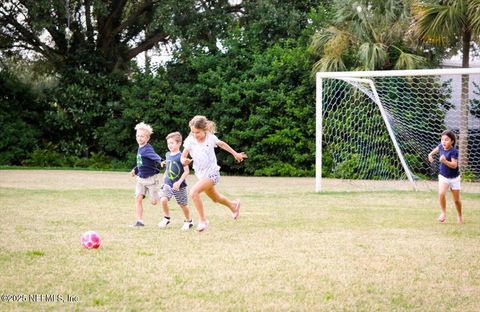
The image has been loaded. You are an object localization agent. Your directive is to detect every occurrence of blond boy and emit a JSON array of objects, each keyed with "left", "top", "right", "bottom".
[{"left": 130, "top": 122, "right": 163, "bottom": 227}]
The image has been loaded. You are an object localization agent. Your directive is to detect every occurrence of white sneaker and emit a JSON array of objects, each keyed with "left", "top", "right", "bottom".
[
  {"left": 158, "top": 217, "right": 170, "bottom": 228},
  {"left": 196, "top": 220, "right": 209, "bottom": 232},
  {"left": 181, "top": 220, "right": 193, "bottom": 231},
  {"left": 129, "top": 220, "right": 144, "bottom": 227}
]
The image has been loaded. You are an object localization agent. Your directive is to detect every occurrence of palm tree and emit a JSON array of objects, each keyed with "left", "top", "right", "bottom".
[
  {"left": 310, "top": 0, "right": 427, "bottom": 72},
  {"left": 411, "top": 0, "right": 480, "bottom": 169}
]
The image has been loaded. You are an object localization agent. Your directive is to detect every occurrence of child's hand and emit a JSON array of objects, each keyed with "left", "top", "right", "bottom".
[
  {"left": 172, "top": 181, "right": 181, "bottom": 191},
  {"left": 439, "top": 155, "right": 446, "bottom": 163},
  {"left": 130, "top": 169, "right": 136, "bottom": 177},
  {"left": 234, "top": 152, "right": 247, "bottom": 162},
  {"left": 183, "top": 158, "right": 193, "bottom": 166},
  {"left": 428, "top": 154, "right": 434, "bottom": 163},
  {"left": 161, "top": 161, "right": 166, "bottom": 168}
]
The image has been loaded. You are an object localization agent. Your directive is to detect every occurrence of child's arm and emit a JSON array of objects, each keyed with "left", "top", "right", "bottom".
[
  {"left": 173, "top": 165, "right": 190, "bottom": 190},
  {"left": 131, "top": 166, "right": 138, "bottom": 177},
  {"left": 217, "top": 140, "right": 247, "bottom": 162},
  {"left": 439, "top": 155, "right": 458, "bottom": 169},
  {"left": 160, "top": 163, "right": 166, "bottom": 184},
  {"left": 181, "top": 149, "right": 193, "bottom": 166},
  {"left": 428, "top": 147, "right": 439, "bottom": 163}
]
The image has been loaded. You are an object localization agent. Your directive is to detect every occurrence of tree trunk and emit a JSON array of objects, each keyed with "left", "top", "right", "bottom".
[{"left": 458, "top": 30, "right": 471, "bottom": 171}]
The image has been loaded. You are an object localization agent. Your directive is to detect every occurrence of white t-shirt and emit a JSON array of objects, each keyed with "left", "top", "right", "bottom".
[{"left": 184, "top": 133, "right": 221, "bottom": 179}]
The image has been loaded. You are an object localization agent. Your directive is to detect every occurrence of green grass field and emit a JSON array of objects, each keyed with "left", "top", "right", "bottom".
[{"left": 1, "top": 170, "right": 479, "bottom": 311}]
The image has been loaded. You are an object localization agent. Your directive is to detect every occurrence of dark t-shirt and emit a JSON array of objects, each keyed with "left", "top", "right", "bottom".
[
  {"left": 163, "top": 152, "right": 187, "bottom": 188},
  {"left": 438, "top": 144, "right": 460, "bottom": 178},
  {"left": 133, "top": 143, "right": 162, "bottom": 178}
]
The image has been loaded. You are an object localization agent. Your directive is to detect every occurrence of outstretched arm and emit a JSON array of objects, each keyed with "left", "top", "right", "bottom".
[{"left": 217, "top": 140, "right": 247, "bottom": 162}]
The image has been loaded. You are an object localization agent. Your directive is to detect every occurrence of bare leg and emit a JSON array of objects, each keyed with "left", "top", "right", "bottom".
[
  {"left": 451, "top": 189, "right": 463, "bottom": 224},
  {"left": 438, "top": 182, "right": 449, "bottom": 222},
  {"left": 179, "top": 204, "right": 190, "bottom": 220},
  {"left": 135, "top": 194, "right": 144, "bottom": 220},
  {"left": 160, "top": 197, "right": 170, "bottom": 217},
  {"left": 190, "top": 178, "right": 215, "bottom": 223},
  {"left": 205, "top": 186, "right": 237, "bottom": 212}
]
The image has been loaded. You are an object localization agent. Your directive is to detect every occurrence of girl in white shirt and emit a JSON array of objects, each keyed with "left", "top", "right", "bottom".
[{"left": 182, "top": 115, "right": 247, "bottom": 232}]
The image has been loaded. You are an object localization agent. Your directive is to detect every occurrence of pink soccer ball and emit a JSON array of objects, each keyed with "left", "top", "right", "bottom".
[{"left": 81, "top": 231, "right": 101, "bottom": 249}]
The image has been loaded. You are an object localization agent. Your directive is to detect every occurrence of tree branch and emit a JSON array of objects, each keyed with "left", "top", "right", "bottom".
[
  {"left": 84, "top": 0, "right": 95, "bottom": 44},
  {"left": 98, "top": 0, "right": 128, "bottom": 50},
  {"left": 3, "top": 13, "right": 60, "bottom": 61},
  {"left": 125, "top": 30, "right": 169, "bottom": 61},
  {"left": 113, "top": 0, "right": 157, "bottom": 36}
]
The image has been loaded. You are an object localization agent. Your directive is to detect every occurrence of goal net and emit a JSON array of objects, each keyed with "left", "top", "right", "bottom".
[{"left": 316, "top": 68, "right": 480, "bottom": 193}]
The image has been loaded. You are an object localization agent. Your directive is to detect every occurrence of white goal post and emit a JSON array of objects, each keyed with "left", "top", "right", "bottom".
[{"left": 316, "top": 68, "right": 480, "bottom": 192}]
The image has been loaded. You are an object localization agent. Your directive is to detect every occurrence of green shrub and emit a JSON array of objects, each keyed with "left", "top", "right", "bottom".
[{"left": 0, "top": 71, "right": 48, "bottom": 165}]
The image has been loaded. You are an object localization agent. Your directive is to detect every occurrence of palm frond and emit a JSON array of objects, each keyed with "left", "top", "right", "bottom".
[
  {"left": 393, "top": 49, "right": 427, "bottom": 70},
  {"left": 312, "top": 56, "right": 347, "bottom": 73},
  {"left": 412, "top": 2, "right": 465, "bottom": 46},
  {"left": 309, "top": 27, "right": 341, "bottom": 55},
  {"left": 357, "top": 42, "right": 388, "bottom": 70},
  {"left": 469, "top": 0, "right": 480, "bottom": 37}
]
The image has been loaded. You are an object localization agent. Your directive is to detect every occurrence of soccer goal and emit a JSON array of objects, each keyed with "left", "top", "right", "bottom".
[{"left": 316, "top": 68, "right": 480, "bottom": 192}]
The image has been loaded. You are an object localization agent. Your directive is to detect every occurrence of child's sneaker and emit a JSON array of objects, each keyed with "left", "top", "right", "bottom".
[
  {"left": 196, "top": 220, "right": 209, "bottom": 232},
  {"left": 438, "top": 214, "right": 446, "bottom": 223},
  {"left": 158, "top": 217, "right": 171, "bottom": 228},
  {"left": 129, "top": 220, "right": 145, "bottom": 227},
  {"left": 181, "top": 220, "right": 194, "bottom": 231}
]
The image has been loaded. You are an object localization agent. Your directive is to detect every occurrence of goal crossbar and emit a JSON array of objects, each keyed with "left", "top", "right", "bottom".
[{"left": 316, "top": 68, "right": 480, "bottom": 79}]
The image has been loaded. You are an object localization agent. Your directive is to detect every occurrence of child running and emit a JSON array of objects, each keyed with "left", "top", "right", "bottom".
[
  {"left": 181, "top": 115, "right": 247, "bottom": 232},
  {"left": 158, "top": 132, "right": 193, "bottom": 230},
  {"left": 130, "top": 122, "right": 163, "bottom": 227},
  {"left": 428, "top": 130, "right": 463, "bottom": 224}
]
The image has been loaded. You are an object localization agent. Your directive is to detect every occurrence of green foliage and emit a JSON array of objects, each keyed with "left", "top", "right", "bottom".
[
  {"left": 321, "top": 75, "right": 452, "bottom": 180},
  {"left": 44, "top": 70, "right": 125, "bottom": 157},
  {"left": 322, "top": 91, "right": 403, "bottom": 180},
  {"left": 6, "top": 0, "right": 461, "bottom": 180},
  {"left": 379, "top": 77, "right": 450, "bottom": 178},
  {"left": 0, "top": 0, "right": 243, "bottom": 75},
  {"left": 0, "top": 71, "right": 48, "bottom": 165},
  {"left": 23, "top": 144, "right": 129, "bottom": 170},
  {"left": 309, "top": 0, "right": 437, "bottom": 72},
  {"left": 237, "top": 42, "right": 316, "bottom": 176},
  {"left": 92, "top": 1, "right": 322, "bottom": 176}
]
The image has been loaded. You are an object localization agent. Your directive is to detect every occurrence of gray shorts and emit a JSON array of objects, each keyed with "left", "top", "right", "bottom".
[
  {"left": 207, "top": 171, "right": 220, "bottom": 185},
  {"left": 194, "top": 170, "right": 220, "bottom": 185},
  {"left": 135, "top": 174, "right": 161, "bottom": 200},
  {"left": 159, "top": 184, "right": 188, "bottom": 206}
]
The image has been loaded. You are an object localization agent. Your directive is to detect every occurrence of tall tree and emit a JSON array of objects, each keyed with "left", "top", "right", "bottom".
[
  {"left": 0, "top": 0, "right": 241, "bottom": 74},
  {"left": 309, "top": 0, "right": 428, "bottom": 72},
  {"left": 0, "top": 0, "right": 243, "bottom": 159},
  {"left": 411, "top": 0, "right": 480, "bottom": 169}
]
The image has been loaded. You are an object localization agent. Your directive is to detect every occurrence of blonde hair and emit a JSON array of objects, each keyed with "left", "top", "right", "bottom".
[
  {"left": 135, "top": 122, "right": 153, "bottom": 136},
  {"left": 189, "top": 115, "right": 216, "bottom": 133},
  {"left": 166, "top": 131, "right": 183, "bottom": 143}
]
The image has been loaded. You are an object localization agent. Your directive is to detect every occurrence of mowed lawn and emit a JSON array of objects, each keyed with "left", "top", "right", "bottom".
[{"left": 0, "top": 170, "right": 479, "bottom": 311}]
